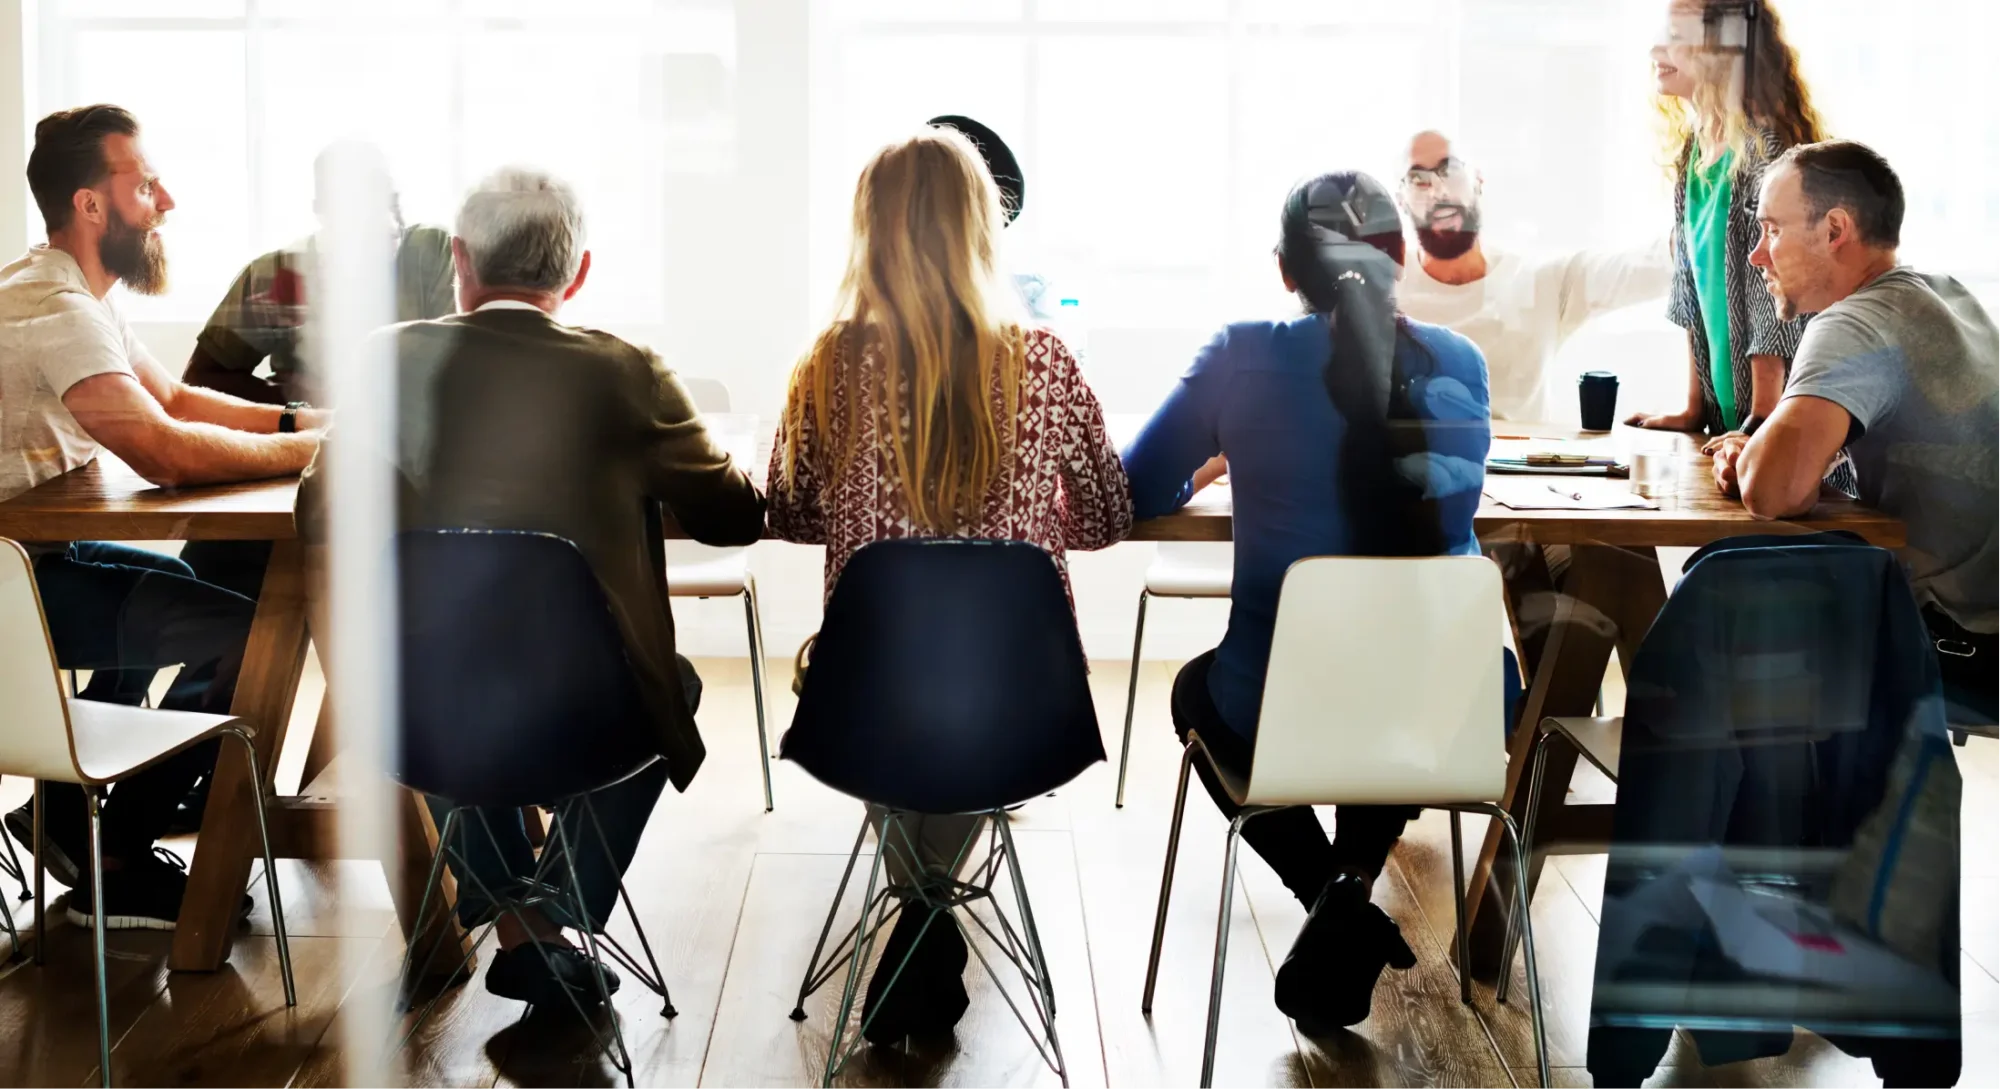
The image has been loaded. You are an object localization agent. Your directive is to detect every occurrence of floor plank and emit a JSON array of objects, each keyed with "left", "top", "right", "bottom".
[{"left": 3, "top": 657, "right": 1989, "bottom": 1087}]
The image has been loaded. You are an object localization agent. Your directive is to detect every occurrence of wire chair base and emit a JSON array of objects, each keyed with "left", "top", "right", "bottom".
[
  {"left": 391, "top": 795, "right": 674, "bottom": 1088},
  {"left": 791, "top": 810, "right": 1069, "bottom": 1087}
]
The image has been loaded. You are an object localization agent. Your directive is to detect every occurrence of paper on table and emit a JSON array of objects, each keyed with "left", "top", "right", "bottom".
[{"left": 1483, "top": 477, "right": 1657, "bottom": 511}]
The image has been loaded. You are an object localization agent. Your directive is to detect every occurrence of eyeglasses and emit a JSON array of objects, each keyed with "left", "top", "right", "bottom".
[{"left": 1403, "top": 157, "right": 1468, "bottom": 189}]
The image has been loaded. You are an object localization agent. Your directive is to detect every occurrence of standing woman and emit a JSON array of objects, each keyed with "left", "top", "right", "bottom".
[
  {"left": 767, "top": 126, "right": 1131, "bottom": 1044},
  {"left": 1629, "top": 0, "right": 1825, "bottom": 443}
]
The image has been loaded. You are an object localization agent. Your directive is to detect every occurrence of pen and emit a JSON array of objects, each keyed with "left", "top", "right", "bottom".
[{"left": 1548, "top": 484, "right": 1584, "bottom": 502}]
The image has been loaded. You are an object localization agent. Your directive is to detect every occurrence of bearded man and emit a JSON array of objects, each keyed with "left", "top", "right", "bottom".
[
  {"left": 0, "top": 104, "right": 324, "bottom": 930},
  {"left": 1395, "top": 129, "right": 1672, "bottom": 423}
]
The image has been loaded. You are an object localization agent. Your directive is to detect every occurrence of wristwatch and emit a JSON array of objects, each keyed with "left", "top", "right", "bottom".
[{"left": 280, "top": 401, "right": 308, "bottom": 434}]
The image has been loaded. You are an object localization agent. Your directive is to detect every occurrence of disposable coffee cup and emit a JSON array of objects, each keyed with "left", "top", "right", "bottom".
[{"left": 1579, "top": 371, "right": 1619, "bottom": 432}]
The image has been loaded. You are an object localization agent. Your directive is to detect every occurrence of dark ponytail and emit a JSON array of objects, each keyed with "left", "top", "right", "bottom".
[{"left": 1279, "top": 172, "right": 1446, "bottom": 557}]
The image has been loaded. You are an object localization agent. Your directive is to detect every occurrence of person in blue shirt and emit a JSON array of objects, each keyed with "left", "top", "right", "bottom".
[{"left": 1123, "top": 171, "right": 1495, "bottom": 1034}]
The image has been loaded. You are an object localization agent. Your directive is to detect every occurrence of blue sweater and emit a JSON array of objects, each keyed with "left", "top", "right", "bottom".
[{"left": 1122, "top": 313, "right": 1493, "bottom": 737}]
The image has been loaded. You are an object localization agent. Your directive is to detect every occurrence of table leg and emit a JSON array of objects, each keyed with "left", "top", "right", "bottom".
[
  {"left": 299, "top": 698, "right": 338, "bottom": 790},
  {"left": 172, "top": 539, "right": 313, "bottom": 972},
  {"left": 1461, "top": 542, "right": 1666, "bottom": 978}
]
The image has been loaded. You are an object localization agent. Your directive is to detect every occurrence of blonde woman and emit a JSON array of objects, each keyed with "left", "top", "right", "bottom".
[
  {"left": 767, "top": 126, "right": 1130, "bottom": 1043},
  {"left": 1629, "top": 0, "right": 1825, "bottom": 445}
]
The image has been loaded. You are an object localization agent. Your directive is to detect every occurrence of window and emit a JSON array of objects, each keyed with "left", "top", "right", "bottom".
[
  {"left": 811, "top": 0, "right": 1999, "bottom": 339},
  {"left": 38, "top": 0, "right": 739, "bottom": 326}
]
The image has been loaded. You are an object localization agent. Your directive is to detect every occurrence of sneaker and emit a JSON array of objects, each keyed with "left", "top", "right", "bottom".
[
  {"left": 1274, "top": 871, "right": 1416, "bottom": 1035},
  {"left": 861, "top": 902, "right": 969, "bottom": 1046},
  {"left": 485, "top": 944, "right": 621, "bottom": 1008},
  {"left": 5, "top": 802, "right": 80, "bottom": 889},
  {"left": 64, "top": 848, "right": 253, "bottom": 931},
  {"left": 162, "top": 776, "right": 212, "bottom": 838}
]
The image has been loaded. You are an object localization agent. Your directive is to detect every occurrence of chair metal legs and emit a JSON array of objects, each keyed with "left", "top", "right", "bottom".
[
  {"left": 228, "top": 729, "right": 298, "bottom": 1008},
  {"left": 794, "top": 809, "right": 1068, "bottom": 1087},
  {"left": 1141, "top": 742, "right": 1195, "bottom": 1011},
  {"left": 32, "top": 781, "right": 45, "bottom": 966},
  {"left": 87, "top": 789, "right": 111, "bottom": 1088},
  {"left": 1115, "top": 590, "right": 1151, "bottom": 808},
  {"left": 743, "top": 579, "right": 775, "bottom": 812},
  {"left": 1449, "top": 810, "right": 1472, "bottom": 1005},
  {"left": 1471, "top": 801, "right": 1551, "bottom": 1088},
  {"left": 1498, "top": 729, "right": 1554, "bottom": 1007},
  {"left": 391, "top": 799, "right": 673, "bottom": 1089},
  {"left": 1142, "top": 777, "right": 1552, "bottom": 1089}
]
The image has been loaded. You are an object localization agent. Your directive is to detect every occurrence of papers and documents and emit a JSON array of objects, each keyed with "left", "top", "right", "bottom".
[
  {"left": 1487, "top": 437, "right": 1627, "bottom": 476},
  {"left": 1483, "top": 477, "right": 1658, "bottom": 511}
]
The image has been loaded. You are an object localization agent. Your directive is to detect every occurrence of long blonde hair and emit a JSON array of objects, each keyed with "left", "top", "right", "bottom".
[
  {"left": 1654, "top": 0, "right": 1825, "bottom": 173},
  {"left": 780, "top": 127, "right": 1025, "bottom": 532}
]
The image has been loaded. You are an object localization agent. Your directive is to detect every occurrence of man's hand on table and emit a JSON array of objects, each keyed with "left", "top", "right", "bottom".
[
  {"left": 1700, "top": 430, "right": 1747, "bottom": 456},
  {"left": 1710, "top": 433, "right": 1749, "bottom": 498}
]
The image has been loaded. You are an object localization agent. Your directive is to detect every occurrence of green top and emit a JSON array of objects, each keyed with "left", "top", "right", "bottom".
[{"left": 1684, "top": 148, "right": 1737, "bottom": 430}]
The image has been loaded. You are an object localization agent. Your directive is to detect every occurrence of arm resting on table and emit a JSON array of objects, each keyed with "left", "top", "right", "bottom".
[
  {"left": 64, "top": 372, "right": 319, "bottom": 489},
  {"left": 1735, "top": 394, "right": 1852, "bottom": 520}
]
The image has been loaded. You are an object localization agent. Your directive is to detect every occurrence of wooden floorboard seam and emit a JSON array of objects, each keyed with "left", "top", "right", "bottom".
[
  {"left": 693, "top": 850, "right": 771, "bottom": 1088},
  {"left": 1061, "top": 825, "right": 1115, "bottom": 1089}
]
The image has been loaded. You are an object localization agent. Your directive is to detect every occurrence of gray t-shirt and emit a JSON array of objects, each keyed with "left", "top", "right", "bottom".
[{"left": 1784, "top": 266, "right": 1999, "bottom": 633}]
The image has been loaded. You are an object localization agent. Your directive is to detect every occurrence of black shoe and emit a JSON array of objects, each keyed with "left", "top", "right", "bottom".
[
  {"left": 861, "top": 902, "right": 969, "bottom": 1046},
  {"left": 485, "top": 944, "right": 622, "bottom": 1008},
  {"left": 1274, "top": 871, "right": 1416, "bottom": 1034},
  {"left": 6, "top": 803, "right": 80, "bottom": 889},
  {"left": 63, "top": 848, "right": 252, "bottom": 931},
  {"left": 162, "top": 776, "right": 212, "bottom": 838}
]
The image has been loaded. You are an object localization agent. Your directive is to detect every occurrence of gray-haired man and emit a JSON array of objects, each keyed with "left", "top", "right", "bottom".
[{"left": 297, "top": 167, "right": 765, "bottom": 1007}]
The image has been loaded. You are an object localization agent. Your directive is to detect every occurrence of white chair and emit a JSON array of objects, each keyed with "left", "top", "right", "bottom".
[
  {"left": 1115, "top": 542, "right": 1233, "bottom": 806},
  {"left": 0, "top": 539, "right": 295, "bottom": 1087},
  {"left": 1139, "top": 556, "right": 1548, "bottom": 1088},
  {"left": 670, "top": 376, "right": 774, "bottom": 811}
]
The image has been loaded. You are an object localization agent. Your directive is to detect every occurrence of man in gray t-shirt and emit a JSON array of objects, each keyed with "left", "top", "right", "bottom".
[{"left": 1714, "top": 141, "right": 1998, "bottom": 708}]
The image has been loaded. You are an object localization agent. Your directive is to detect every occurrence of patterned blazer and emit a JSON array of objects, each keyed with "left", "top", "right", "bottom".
[
  {"left": 1668, "top": 130, "right": 1856, "bottom": 494},
  {"left": 1667, "top": 130, "right": 1805, "bottom": 435},
  {"left": 767, "top": 324, "right": 1132, "bottom": 604}
]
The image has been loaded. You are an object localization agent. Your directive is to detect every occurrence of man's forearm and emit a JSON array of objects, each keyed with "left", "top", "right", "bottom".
[
  {"left": 131, "top": 424, "right": 319, "bottom": 489},
  {"left": 161, "top": 381, "right": 289, "bottom": 433}
]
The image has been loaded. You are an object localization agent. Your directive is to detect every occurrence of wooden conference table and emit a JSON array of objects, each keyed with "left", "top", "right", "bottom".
[{"left": 0, "top": 425, "right": 1904, "bottom": 976}]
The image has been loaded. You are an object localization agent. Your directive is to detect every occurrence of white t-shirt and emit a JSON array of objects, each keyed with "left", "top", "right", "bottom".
[
  {"left": 1398, "top": 240, "right": 1671, "bottom": 423},
  {"left": 0, "top": 246, "right": 154, "bottom": 503}
]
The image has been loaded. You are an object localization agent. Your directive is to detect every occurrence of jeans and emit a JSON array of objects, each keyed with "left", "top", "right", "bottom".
[
  {"left": 33, "top": 542, "right": 258, "bottom": 863},
  {"left": 425, "top": 656, "right": 703, "bottom": 932},
  {"left": 77, "top": 539, "right": 272, "bottom": 710},
  {"left": 1169, "top": 652, "right": 1414, "bottom": 907}
]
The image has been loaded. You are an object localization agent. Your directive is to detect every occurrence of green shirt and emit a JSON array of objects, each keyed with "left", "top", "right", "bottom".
[{"left": 1684, "top": 148, "right": 1737, "bottom": 430}]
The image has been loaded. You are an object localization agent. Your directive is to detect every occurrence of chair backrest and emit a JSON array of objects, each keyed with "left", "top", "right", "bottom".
[
  {"left": 398, "top": 530, "right": 659, "bottom": 807},
  {"left": 681, "top": 376, "right": 731, "bottom": 413},
  {"left": 1245, "top": 555, "right": 1506, "bottom": 807},
  {"left": 780, "top": 539, "right": 1104, "bottom": 814},
  {"left": 1613, "top": 541, "right": 1940, "bottom": 849},
  {"left": 0, "top": 540, "right": 82, "bottom": 783}
]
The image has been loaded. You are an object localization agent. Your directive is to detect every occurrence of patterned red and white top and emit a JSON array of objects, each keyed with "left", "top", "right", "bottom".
[{"left": 768, "top": 325, "right": 1133, "bottom": 602}]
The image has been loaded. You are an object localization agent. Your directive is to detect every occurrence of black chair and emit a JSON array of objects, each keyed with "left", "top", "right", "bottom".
[
  {"left": 394, "top": 529, "right": 675, "bottom": 1087},
  {"left": 781, "top": 539, "right": 1104, "bottom": 1087}
]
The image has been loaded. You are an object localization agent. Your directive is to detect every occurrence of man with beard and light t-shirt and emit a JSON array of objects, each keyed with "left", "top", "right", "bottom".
[
  {"left": 0, "top": 104, "right": 324, "bottom": 932},
  {"left": 1396, "top": 130, "right": 1672, "bottom": 423}
]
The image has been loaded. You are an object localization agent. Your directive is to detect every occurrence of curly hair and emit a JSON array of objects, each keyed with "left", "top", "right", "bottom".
[{"left": 1655, "top": 0, "right": 1826, "bottom": 175}]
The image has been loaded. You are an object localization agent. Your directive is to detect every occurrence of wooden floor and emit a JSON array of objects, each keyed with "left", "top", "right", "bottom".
[{"left": 0, "top": 656, "right": 1992, "bottom": 1088}]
